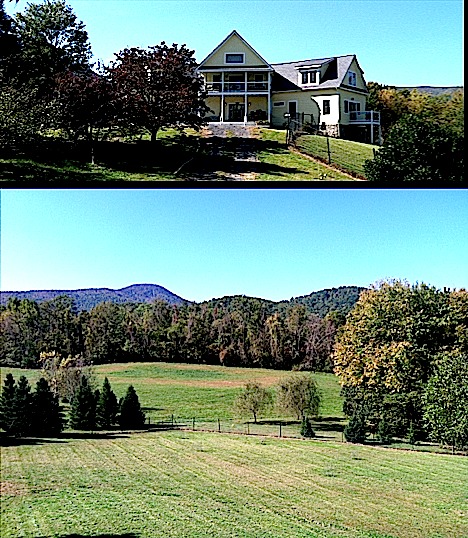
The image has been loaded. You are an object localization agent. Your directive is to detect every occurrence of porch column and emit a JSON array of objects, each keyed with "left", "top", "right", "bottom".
[
  {"left": 267, "top": 72, "right": 271, "bottom": 124},
  {"left": 244, "top": 72, "right": 248, "bottom": 123},
  {"left": 220, "top": 72, "right": 225, "bottom": 122},
  {"left": 370, "top": 112, "right": 374, "bottom": 145}
]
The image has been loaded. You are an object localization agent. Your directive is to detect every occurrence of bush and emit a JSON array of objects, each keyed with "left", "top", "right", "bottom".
[{"left": 364, "top": 114, "right": 464, "bottom": 182}]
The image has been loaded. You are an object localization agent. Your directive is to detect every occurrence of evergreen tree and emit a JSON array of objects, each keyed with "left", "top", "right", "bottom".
[
  {"left": 118, "top": 385, "right": 145, "bottom": 429},
  {"left": 344, "top": 409, "right": 368, "bottom": 444},
  {"left": 0, "top": 373, "right": 16, "bottom": 433},
  {"left": 31, "top": 377, "right": 64, "bottom": 436},
  {"left": 300, "top": 416, "right": 315, "bottom": 438},
  {"left": 96, "top": 377, "right": 118, "bottom": 429},
  {"left": 69, "top": 375, "right": 96, "bottom": 430},
  {"left": 10, "top": 375, "right": 33, "bottom": 436}
]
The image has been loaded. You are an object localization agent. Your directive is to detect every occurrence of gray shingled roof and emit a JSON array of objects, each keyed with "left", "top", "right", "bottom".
[{"left": 271, "top": 55, "right": 358, "bottom": 92}]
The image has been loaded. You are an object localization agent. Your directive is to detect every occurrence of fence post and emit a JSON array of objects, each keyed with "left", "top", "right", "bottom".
[
  {"left": 218, "top": 418, "right": 221, "bottom": 433},
  {"left": 326, "top": 135, "right": 331, "bottom": 164},
  {"left": 171, "top": 414, "right": 174, "bottom": 427},
  {"left": 247, "top": 422, "right": 250, "bottom": 435},
  {"left": 279, "top": 423, "right": 282, "bottom": 438},
  {"left": 193, "top": 417, "right": 195, "bottom": 431}
]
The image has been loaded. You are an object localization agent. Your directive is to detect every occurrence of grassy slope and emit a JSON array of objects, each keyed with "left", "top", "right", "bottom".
[
  {"left": 1, "top": 363, "right": 344, "bottom": 421},
  {"left": 294, "top": 135, "right": 378, "bottom": 178},
  {"left": 1, "top": 363, "right": 467, "bottom": 537},
  {"left": 256, "top": 129, "right": 355, "bottom": 181},
  {"left": 2, "top": 431, "right": 467, "bottom": 538}
]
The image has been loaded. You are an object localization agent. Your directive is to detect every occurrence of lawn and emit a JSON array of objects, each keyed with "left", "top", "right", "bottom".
[
  {"left": 256, "top": 129, "right": 356, "bottom": 181},
  {"left": 1, "top": 430, "right": 466, "bottom": 538},
  {"left": 293, "top": 134, "right": 379, "bottom": 178}
]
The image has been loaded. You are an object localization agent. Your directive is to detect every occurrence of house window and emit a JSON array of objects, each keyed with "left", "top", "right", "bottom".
[
  {"left": 273, "top": 101, "right": 285, "bottom": 107},
  {"left": 309, "top": 71, "right": 318, "bottom": 84},
  {"left": 225, "top": 53, "right": 244, "bottom": 64},
  {"left": 348, "top": 71, "right": 357, "bottom": 86},
  {"left": 344, "top": 100, "right": 361, "bottom": 114},
  {"left": 323, "top": 100, "right": 330, "bottom": 115},
  {"left": 300, "top": 70, "right": 319, "bottom": 85},
  {"left": 344, "top": 100, "right": 349, "bottom": 113},
  {"left": 301, "top": 72, "right": 308, "bottom": 84}
]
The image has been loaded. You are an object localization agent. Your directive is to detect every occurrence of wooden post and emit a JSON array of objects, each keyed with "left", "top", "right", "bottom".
[
  {"left": 247, "top": 422, "right": 250, "bottom": 435},
  {"left": 193, "top": 418, "right": 195, "bottom": 431},
  {"left": 218, "top": 418, "right": 221, "bottom": 433},
  {"left": 327, "top": 134, "right": 331, "bottom": 164},
  {"left": 279, "top": 423, "right": 282, "bottom": 438}
]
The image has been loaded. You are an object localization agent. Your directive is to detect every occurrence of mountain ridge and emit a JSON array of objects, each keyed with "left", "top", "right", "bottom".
[{"left": 1, "top": 283, "right": 366, "bottom": 318}]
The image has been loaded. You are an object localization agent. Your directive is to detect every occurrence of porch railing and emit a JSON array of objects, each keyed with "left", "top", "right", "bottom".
[
  {"left": 206, "top": 82, "right": 268, "bottom": 93},
  {"left": 349, "top": 111, "right": 380, "bottom": 124}
]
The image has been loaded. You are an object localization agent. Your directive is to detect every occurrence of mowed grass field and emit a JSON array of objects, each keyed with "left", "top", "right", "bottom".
[{"left": 1, "top": 362, "right": 467, "bottom": 538}]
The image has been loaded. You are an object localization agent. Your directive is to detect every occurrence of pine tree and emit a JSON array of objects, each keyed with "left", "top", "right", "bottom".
[
  {"left": 96, "top": 377, "right": 118, "bottom": 429},
  {"left": 300, "top": 416, "right": 315, "bottom": 438},
  {"left": 69, "top": 375, "right": 96, "bottom": 430},
  {"left": 31, "top": 378, "right": 64, "bottom": 436},
  {"left": 344, "top": 409, "right": 368, "bottom": 444},
  {"left": 10, "top": 376, "right": 33, "bottom": 437},
  {"left": 0, "top": 373, "right": 16, "bottom": 433},
  {"left": 118, "top": 385, "right": 145, "bottom": 429}
]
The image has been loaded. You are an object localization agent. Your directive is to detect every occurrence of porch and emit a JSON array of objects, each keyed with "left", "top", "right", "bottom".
[
  {"left": 205, "top": 94, "right": 270, "bottom": 124},
  {"left": 348, "top": 111, "right": 381, "bottom": 145}
]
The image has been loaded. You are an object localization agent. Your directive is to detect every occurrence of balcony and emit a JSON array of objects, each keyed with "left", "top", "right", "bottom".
[
  {"left": 205, "top": 82, "right": 268, "bottom": 94},
  {"left": 349, "top": 111, "right": 380, "bottom": 124}
]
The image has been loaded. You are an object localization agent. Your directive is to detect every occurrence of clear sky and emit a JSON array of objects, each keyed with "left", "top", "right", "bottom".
[
  {"left": 1, "top": 189, "right": 467, "bottom": 302},
  {"left": 5, "top": 0, "right": 464, "bottom": 87}
]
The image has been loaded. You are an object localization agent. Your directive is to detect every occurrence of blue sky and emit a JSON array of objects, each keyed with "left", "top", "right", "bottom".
[
  {"left": 5, "top": 0, "right": 463, "bottom": 87},
  {"left": 1, "top": 189, "right": 467, "bottom": 302}
]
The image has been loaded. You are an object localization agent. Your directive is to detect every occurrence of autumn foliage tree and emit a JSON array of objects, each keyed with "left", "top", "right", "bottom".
[
  {"left": 234, "top": 382, "right": 273, "bottom": 423},
  {"left": 108, "top": 42, "right": 210, "bottom": 142},
  {"left": 334, "top": 281, "right": 468, "bottom": 443}
]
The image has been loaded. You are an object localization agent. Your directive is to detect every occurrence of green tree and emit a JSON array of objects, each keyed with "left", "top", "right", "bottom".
[
  {"left": 13, "top": 0, "right": 92, "bottom": 91},
  {"left": 234, "top": 382, "right": 273, "bottom": 423},
  {"left": 96, "top": 377, "right": 118, "bottom": 429},
  {"left": 118, "top": 385, "right": 145, "bottom": 429},
  {"left": 69, "top": 375, "right": 96, "bottom": 430},
  {"left": 364, "top": 114, "right": 464, "bottom": 182},
  {"left": 300, "top": 416, "right": 315, "bottom": 438},
  {"left": 31, "top": 377, "right": 64, "bottom": 436},
  {"left": 344, "top": 408, "right": 368, "bottom": 444},
  {"left": 276, "top": 373, "right": 320, "bottom": 421},
  {"left": 423, "top": 352, "right": 468, "bottom": 451},
  {"left": 0, "top": 373, "right": 16, "bottom": 433},
  {"left": 10, "top": 375, "right": 33, "bottom": 436}
]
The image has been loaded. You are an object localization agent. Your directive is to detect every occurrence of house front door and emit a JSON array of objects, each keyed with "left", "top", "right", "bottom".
[{"left": 228, "top": 103, "right": 245, "bottom": 122}]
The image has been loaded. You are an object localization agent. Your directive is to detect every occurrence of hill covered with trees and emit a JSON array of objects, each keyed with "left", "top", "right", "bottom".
[
  {"left": 0, "top": 285, "right": 365, "bottom": 371},
  {"left": 0, "top": 283, "right": 188, "bottom": 311}
]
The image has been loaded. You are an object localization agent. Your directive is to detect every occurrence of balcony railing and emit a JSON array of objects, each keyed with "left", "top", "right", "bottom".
[
  {"left": 349, "top": 111, "right": 380, "bottom": 124},
  {"left": 206, "top": 82, "right": 268, "bottom": 93}
]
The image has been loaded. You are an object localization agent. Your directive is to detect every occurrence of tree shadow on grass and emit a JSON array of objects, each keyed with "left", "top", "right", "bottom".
[
  {"left": 0, "top": 431, "right": 132, "bottom": 447},
  {"left": 0, "top": 136, "right": 307, "bottom": 182}
]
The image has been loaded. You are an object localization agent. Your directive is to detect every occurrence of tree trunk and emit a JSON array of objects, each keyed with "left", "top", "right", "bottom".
[{"left": 151, "top": 128, "right": 159, "bottom": 143}]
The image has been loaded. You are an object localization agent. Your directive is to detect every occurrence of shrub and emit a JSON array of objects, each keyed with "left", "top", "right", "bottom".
[
  {"left": 344, "top": 410, "right": 368, "bottom": 444},
  {"left": 300, "top": 416, "right": 315, "bottom": 438}
]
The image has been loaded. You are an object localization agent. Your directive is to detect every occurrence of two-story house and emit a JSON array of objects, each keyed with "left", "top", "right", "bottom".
[{"left": 197, "top": 30, "right": 381, "bottom": 144}]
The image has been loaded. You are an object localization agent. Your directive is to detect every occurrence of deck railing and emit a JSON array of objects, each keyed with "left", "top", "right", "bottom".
[{"left": 349, "top": 111, "right": 380, "bottom": 124}]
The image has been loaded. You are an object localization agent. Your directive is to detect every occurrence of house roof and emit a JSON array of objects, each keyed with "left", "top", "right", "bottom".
[
  {"left": 271, "top": 55, "right": 368, "bottom": 93},
  {"left": 198, "top": 30, "right": 273, "bottom": 70}
]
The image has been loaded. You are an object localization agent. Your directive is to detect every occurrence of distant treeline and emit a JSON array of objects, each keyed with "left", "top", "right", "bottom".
[{"left": 0, "top": 287, "right": 363, "bottom": 371}]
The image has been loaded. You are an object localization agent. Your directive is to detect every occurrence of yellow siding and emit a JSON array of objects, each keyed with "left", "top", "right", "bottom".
[
  {"left": 271, "top": 92, "right": 320, "bottom": 127},
  {"left": 201, "top": 33, "right": 269, "bottom": 68}
]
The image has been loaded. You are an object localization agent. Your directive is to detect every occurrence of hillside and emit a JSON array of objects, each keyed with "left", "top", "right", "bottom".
[
  {"left": 396, "top": 86, "right": 463, "bottom": 96},
  {"left": 0, "top": 283, "right": 188, "bottom": 311},
  {"left": 1, "top": 283, "right": 365, "bottom": 317}
]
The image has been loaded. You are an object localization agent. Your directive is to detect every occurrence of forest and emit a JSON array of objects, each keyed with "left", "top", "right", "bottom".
[{"left": 0, "top": 287, "right": 363, "bottom": 371}]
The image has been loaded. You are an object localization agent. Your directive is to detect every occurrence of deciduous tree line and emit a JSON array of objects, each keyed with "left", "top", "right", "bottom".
[
  {"left": 0, "top": 296, "right": 342, "bottom": 372},
  {"left": 0, "top": 0, "right": 209, "bottom": 153},
  {"left": 0, "top": 373, "right": 146, "bottom": 436},
  {"left": 334, "top": 281, "right": 468, "bottom": 450}
]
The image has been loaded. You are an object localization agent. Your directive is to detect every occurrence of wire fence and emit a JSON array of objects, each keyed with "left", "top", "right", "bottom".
[{"left": 149, "top": 415, "right": 345, "bottom": 443}]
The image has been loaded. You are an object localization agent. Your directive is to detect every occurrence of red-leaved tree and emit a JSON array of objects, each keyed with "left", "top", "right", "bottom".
[{"left": 108, "top": 42, "right": 210, "bottom": 142}]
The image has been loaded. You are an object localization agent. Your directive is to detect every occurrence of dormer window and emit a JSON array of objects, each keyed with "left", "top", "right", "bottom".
[
  {"left": 300, "top": 70, "right": 319, "bottom": 85},
  {"left": 225, "top": 53, "right": 244, "bottom": 64},
  {"left": 348, "top": 71, "right": 357, "bottom": 86}
]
